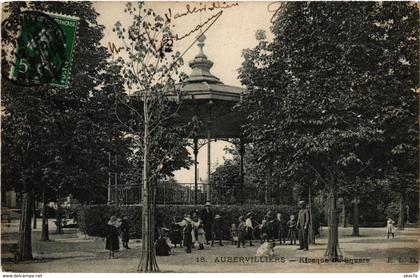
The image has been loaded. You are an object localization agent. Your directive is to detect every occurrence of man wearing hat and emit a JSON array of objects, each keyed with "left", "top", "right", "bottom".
[
  {"left": 201, "top": 201, "right": 214, "bottom": 245},
  {"left": 296, "top": 200, "right": 310, "bottom": 251}
]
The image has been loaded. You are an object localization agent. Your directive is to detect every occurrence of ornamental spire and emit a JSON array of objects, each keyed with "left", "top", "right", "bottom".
[{"left": 184, "top": 31, "right": 221, "bottom": 84}]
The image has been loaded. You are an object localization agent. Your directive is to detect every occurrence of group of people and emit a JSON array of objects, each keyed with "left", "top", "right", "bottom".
[
  {"left": 104, "top": 200, "right": 313, "bottom": 258},
  {"left": 105, "top": 201, "right": 398, "bottom": 259},
  {"left": 156, "top": 200, "right": 312, "bottom": 255},
  {"left": 163, "top": 202, "right": 224, "bottom": 254},
  {"left": 231, "top": 200, "right": 311, "bottom": 251}
]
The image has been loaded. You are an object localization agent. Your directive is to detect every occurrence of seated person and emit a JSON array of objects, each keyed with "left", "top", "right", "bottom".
[
  {"left": 256, "top": 241, "right": 274, "bottom": 257},
  {"left": 155, "top": 228, "right": 171, "bottom": 256}
]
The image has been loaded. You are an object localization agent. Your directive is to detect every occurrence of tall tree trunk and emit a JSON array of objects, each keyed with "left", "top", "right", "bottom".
[
  {"left": 32, "top": 197, "right": 37, "bottom": 230},
  {"left": 239, "top": 139, "right": 245, "bottom": 204},
  {"left": 397, "top": 192, "right": 405, "bottom": 230},
  {"left": 17, "top": 181, "right": 33, "bottom": 261},
  {"left": 325, "top": 177, "right": 340, "bottom": 261},
  {"left": 41, "top": 187, "right": 49, "bottom": 241},
  {"left": 352, "top": 199, "right": 360, "bottom": 236},
  {"left": 308, "top": 184, "right": 315, "bottom": 244},
  {"left": 138, "top": 99, "right": 159, "bottom": 272}
]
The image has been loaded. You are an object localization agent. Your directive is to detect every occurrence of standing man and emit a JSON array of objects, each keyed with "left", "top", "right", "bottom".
[
  {"left": 120, "top": 216, "right": 130, "bottom": 249},
  {"left": 296, "top": 200, "right": 310, "bottom": 251},
  {"left": 201, "top": 201, "right": 214, "bottom": 245}
]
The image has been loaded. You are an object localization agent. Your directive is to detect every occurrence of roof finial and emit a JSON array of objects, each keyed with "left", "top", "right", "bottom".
[
  {"left": 196, "top": 6, "right": 206, "bottom": 57},
  {"left": 197, "top": 33, "right": 206, "bottom": 57},
  {"left": 184, "top": 10, "right": 221, "bottom": 84}
]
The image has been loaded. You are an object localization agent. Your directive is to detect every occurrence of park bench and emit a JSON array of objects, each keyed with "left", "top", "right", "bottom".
[
  {"left": 53, "top": 219, "right": 78, "bottom": 229},
  {"left": 1, "top": 212, "right": 11, "bottom": 223},
  {"left": 53, "top": 219, "right": 69, "bottom": 228}
]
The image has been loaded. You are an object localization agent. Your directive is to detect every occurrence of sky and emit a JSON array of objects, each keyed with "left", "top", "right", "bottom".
[{"left": 94, "top": 1, "right": 274, "bottom": 183}]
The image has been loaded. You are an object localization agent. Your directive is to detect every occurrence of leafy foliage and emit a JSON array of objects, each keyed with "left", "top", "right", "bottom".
[
  {"left": 1, "top": 2, "right": 129, "bottom": 204},
  {"left": 238, "top": 2, "right": 418, "bottom": 259}
]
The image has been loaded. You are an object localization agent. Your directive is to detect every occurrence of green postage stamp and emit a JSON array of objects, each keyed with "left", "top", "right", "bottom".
[{"left": 9, "top": 10, "right": 79, "bottom": 87}]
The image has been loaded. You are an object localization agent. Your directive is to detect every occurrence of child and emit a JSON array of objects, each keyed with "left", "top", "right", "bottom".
[
  {"left": 230, "top": 223, "right": 239, "bottom": 245},
  {"left": 192, "top": 211, "right": 206, "bottom": 250},
  {"left": 287, "top": 215, "right": 297, "bottom": 245},
  {"left": 170, "top": 218, "right": 183, "bottom": 248},
  {"left": 245, "top": 212, "right": 254, "bottom": 246},
  {"left": 260, "top": 219, "right": 269, "bottom": 243},
  {"left": 212, "top": 215, "right": 224, "bottom": 246},
  {"left": 237, "top": 216, "right": 247, "bottom": 248},
  {"left": 272, "top": 212, "right": 287, "bottom": 245},
  {"left": 387, "top": 217, "right": 395, "bottom": 239}
]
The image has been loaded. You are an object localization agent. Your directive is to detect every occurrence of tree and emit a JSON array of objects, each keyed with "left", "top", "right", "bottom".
[
  {"left": 210, "top": 158, "right": 241, "bottom": 203},
  {"left": 239, "top": 2, "right": 417, "bottom": 260},
  {"left": 373, "top": 2, "right": 418, "bottom": 230},
  {"left": 1, "top": 1, "right": 127, "bottom": 259},
  {"left": 112, "top": 2, "right": 193, "bottom": 272}
]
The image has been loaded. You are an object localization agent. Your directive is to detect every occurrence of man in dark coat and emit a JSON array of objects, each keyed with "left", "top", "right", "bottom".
[
  {"left": 200, "top": 201, "right": 214, "bottom": 245},
  {"left": 120, "top": 216, "right": 130, "bottom": 249},
  {"left": 296, "top": 201, "right": 310, "bottom": 251}
]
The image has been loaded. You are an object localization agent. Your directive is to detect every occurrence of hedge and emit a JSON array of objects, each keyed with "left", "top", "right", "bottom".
[{"left": 76, "top": 204, "right": 297, "bottom": 240}]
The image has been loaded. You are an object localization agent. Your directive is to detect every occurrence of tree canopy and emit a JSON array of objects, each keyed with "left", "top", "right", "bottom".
[{"left": 238, "top": 1, "right": 418, "bottom": 260}]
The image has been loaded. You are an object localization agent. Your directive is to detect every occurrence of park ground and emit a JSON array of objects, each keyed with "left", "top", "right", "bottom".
[{"left": 1, "top": 219, "right": 419, "bottom": 273}]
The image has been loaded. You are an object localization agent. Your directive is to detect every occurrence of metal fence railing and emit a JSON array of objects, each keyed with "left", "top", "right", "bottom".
[
  {"left": 110, "top": 183, "right": 265, "bottom": 205},
  {"left": 110, "top": 183, "right": 208, "bottom": 205}
]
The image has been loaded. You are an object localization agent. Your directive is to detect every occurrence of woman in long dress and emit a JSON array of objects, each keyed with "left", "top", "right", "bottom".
[
  {"left": 105, "top": 216, "right": 122, "bottom": 259},
  {"left": 176, "top": 214, "right": 193, "bottom": 253}
]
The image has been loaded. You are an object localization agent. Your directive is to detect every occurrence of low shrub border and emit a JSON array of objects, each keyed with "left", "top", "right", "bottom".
[{"left": 76, "top": 204, "right": 297, "bottom": 239}]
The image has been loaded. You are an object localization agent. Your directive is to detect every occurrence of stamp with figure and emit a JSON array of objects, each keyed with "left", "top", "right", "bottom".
[{"left": 4, "top": 10, "right": 78, "bottom": 87}]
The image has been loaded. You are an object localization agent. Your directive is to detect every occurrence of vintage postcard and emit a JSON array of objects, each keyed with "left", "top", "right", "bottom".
[{"left": 1, "top": 1, "right": 418, "bottom": 276}]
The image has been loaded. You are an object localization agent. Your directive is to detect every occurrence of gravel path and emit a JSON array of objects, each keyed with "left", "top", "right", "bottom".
[{"left": 1, "top": 220, "right": 419, "bottom": 273}]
